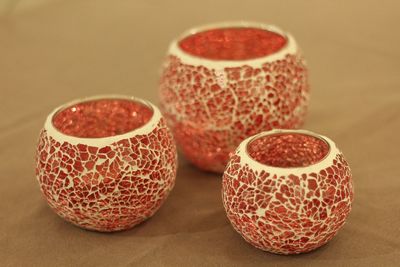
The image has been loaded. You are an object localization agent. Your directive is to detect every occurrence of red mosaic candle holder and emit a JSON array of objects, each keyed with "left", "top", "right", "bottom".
[
  {"left": 35, "top": 95, "right": 177, "bottom": 232},
  {"left": 222, "top": 129, "right": 354, "bottom": 254},
  {"left": 159, "top": 22, "right": 310, "bottom": 173}
]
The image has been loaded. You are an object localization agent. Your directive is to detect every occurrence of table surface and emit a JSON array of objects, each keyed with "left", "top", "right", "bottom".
[{"left": 1, "top": 0, "right": 400, "bottom": 266}]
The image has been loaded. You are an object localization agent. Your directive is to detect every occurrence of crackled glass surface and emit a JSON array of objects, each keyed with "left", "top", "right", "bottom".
[
  {"left": 247, "top": 133, "right": 330, "bottom": 168},
  {"left": 179, "top": 27, "right": 287, "bottom": 60},
  {"left": 52, "top": 99, "right": 153, "bottom": 138}
]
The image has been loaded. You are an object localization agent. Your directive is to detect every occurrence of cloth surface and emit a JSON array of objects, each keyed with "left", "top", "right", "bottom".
[{"left": 1, "top": 0, "right": 399, "bottom": 266}]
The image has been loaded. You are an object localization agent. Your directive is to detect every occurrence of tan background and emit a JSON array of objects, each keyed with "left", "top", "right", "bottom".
[{"left": 1, "top": 0, "right": 400, "bottom": 266}]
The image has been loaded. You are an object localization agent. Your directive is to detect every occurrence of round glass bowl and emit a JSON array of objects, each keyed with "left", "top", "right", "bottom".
[
  {"left": 159, "top": 21, "right": 310, "bottom": 172},
  {"left": 222, "top": 129, "right": 354, "bottom": 254},
  {"left": 35, "top": 95, "right": 177, "bottom": 232}
]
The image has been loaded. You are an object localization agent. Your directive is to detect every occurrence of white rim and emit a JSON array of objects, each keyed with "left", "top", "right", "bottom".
[
  {"left": 44, "top": 95, "right": 162, "bottom": 147},
  {"left": 168, "top": 21, "right": 298, "bottom": 68},
  {"left": 235, "top": 129, "right": 339, "bottom": 175}
]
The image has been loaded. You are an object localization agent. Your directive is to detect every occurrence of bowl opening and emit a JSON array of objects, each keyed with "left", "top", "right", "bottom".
[
  {"left": 246, "top": 132, "right": 330, "bottom": 168},
  {"left": 178, "top": 26, "right": 288, "bottom": 61},
  {"left": 52, "top": 98, "right": 154, "bottom": 138}
]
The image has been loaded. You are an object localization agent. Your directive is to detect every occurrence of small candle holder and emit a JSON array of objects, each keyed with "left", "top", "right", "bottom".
[
  {"left": 35, "top": 95, "right": 177, "bottom": 232},
  {"left": 222, "top": 129, "right": 354, "bottom": 254},
  {"left": 159, "top": 21, "right": 310, "bottom": 173}
]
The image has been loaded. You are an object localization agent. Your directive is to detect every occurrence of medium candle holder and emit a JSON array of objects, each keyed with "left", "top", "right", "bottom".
[{"left": 35, "top": 95, "right": 177, "bottom": 232}]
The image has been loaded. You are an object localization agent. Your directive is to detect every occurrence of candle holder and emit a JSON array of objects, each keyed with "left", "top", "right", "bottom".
[
  {"left": 159, "top": 21, "right": 310, "bottom": 173},
  {"left": 222, "top": 129, "right": 354, "bottom": 254},
  {"left": 35, "top": 95, "right": 177, "bottom": 232}
]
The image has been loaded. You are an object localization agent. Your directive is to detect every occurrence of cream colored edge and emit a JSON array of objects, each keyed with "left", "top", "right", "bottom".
[
  {"left": 44, "top": 94, "right": 161, "bottom": 147},
  {"left": 168, "top": 21, "right": 298, "bottom": 68},
  {"left": 236, "top": 129, "right": 340, "bottom": 175}
]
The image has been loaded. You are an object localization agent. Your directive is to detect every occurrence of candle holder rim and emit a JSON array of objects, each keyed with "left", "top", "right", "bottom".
[
  {"left": 234, "top": 129, "right": 340, "bottom": 174},
  {"left": 168, "top": 21, "right": 299, "bottom": 68},
  {"left": 44, "top": 94, "right": 161, "bottom": 146}
]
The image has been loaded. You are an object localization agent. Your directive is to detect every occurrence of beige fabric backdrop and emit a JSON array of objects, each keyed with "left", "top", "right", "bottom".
[{"left": 1, "top": 0, "right": 399, "bottom": 266}]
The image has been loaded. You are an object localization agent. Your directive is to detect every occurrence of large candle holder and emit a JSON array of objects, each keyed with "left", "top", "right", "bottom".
[{"left": 159, "top": 21, "right": 310, "bottom": 172}]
